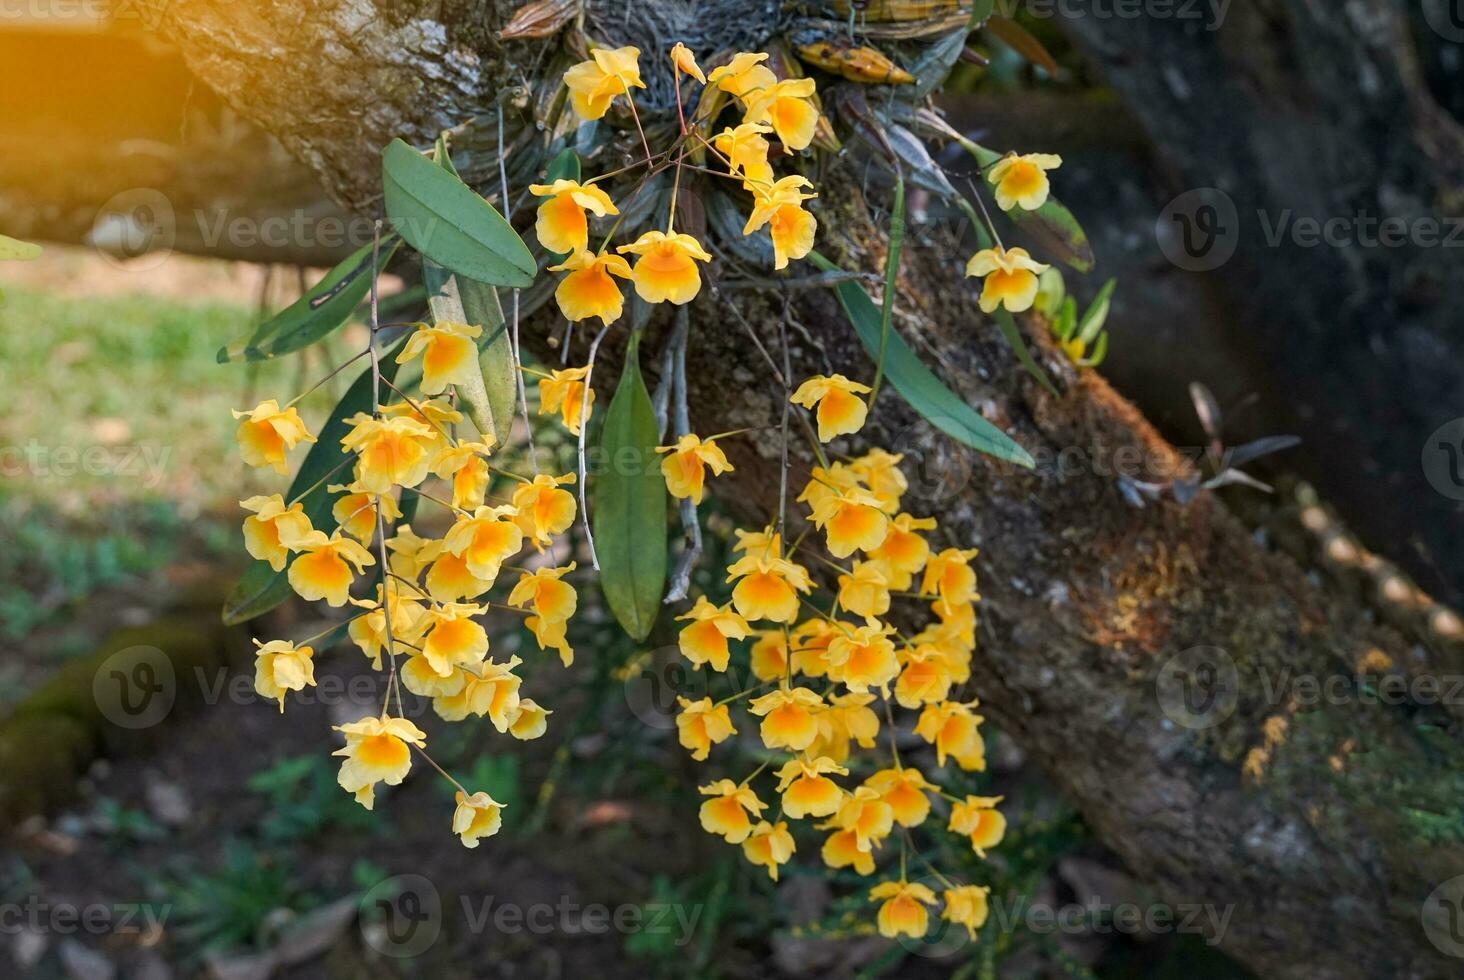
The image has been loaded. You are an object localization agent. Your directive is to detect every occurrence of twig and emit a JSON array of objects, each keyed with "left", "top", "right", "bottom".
[
  {"left": 717, "top": 270, "right": 878, "bottom": 291},
  {"left": 498, "top": 104, "right": 539, "bottom": 476},
  {"left": 577, "top": 323, "right": 610, "bottom": 570},
  {"left": 777, "top": 297, "right": 792, "bottom": 541},
  {"left": 664, "top": 307, "right": 701, "bottom": 603},
  {"left": 368, "top": 219, "right": 403, "bottom": 718}
]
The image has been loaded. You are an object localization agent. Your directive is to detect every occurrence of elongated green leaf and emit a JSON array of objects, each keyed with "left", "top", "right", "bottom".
[
  {"left": 1078, "top": 278, "right": 1116, "bottom": 345},
  {"left": 985, "top": 14, "right": 1059, "bottom": 76},
  {"left": 957, "top": 136, "right": 1094, "bottom": 273},
  {"left": 993, "top": 308, "right": 1059, "bottom": 397},
  {"left": 381, "top": 138, "right": 535, "bottom": 287},
  {"left": 0, "top": 234, "right": 42, "bottom": 260},
  {"left": 809, "top": 252, "right": 1034, "bottom": 468},
  {"left": 545, "top": 147, "right": 581, "bottom": 184},
  {"left": 422, "top": 134, "right": 519, "bottom": 447},
  {"left": 221, "top": 339, "right": 406, "bottom": 625},
  {"left": 870, "top": 173, "right": 905, "bottom": 403},
  {"left": 968, "top": 0, "right": 995, "bottom": 27},
  {"left": 423, "top": 262, "right": 516, "bottom": 446},
  {"left": 592, "top": 334, "right": 668, "bottom": 640},
  {"left": 218, "top": 239, "right": 398, "bottom": 363}
]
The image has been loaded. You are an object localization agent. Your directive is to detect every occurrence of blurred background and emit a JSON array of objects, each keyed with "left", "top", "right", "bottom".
[{"left": 2, "top": 2, "right": 1461, "bottom": 978}]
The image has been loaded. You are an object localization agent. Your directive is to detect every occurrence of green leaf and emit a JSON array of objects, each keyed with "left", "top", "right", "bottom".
[
  {"left": 381, "top": 138, "right": 535, "bottom": 287},
  {"left": 968, "top": 0, "right": 995, "bottom": 27},
  {"left": 957, "top": 136, "right": 1094, "bottom": 273},
  {"left": 1056, "top": 296, "right": 1078, "bottom": 340},
  {"left": 985, "top": 14, "right": 1059, "bottom": 77},
  {"left": 545, "top": 147, "right": 581, "bottom": 184},
  {"left": 592, "top": 333, "right": 668, "bottom": 640},
  {"left": 423, "top": 134, "right": 519, "bottom": 447},
  {"left": 221, "top": 339, "right": 406, "bottom": 625},
  {"left": 870, "top": 173, "right": 905, "bottom": 404},
  {"left": 0, "top": 234, "right": 41, "bottom": 261},
  {"left": 423, "top": 262, "right": 516, "bottom": 445},
  {"left": 217, "top": 239, "right": 398, "bottom": 363},
  {"left": 809, "top": 252, "right": 1034, "bottom": 468},
  {"left": 1034, "top": 267, "right": 1066, "bottom": 318},
  {"left": 1078, "top": 278, "right": 1116, "bottom": 345},
  {"left": 993, "top": 308, "right": 1059, "bottom": 397}
]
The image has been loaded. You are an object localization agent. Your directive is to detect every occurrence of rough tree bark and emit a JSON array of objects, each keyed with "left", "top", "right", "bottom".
[
  {"left": 1054, "top": 0, "right": 1464, "bottom": 604},
  {"left": 143, "top": 2, "right": 1464, "bottom": 977}
]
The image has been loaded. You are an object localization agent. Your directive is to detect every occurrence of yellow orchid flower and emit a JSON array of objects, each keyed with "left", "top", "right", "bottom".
[
  {"left": 617, "top": 230, "right": 712, "bottom": 304},
  {"left": 657, "top": 433, "right": 734, "bottom": 504},
  {"left": 964, "top": 245, "right": 1050, "bottom": 313},
  {"left": 748, "top": 684, "right": 824, "bottom": 751},
  {"left": 869, "top": 880, "right": 938, "bottom": 940},
  {"left": 698, "top": 778, "right": 766, "bottom": 843},
  {"left": 706, "top": 51, "right": 777, "bottom": 98},
  {"left": 509, "top": 472, "right": 577, "bottom": 550},
  {"left": 232, "top": 399, "right": 315, "bottom": 474},
  {"left": 452, "top": 790, "right": 505, "bottom": 848},
  {"left": 942, "top": 885, "right": 992, "bottom": 938},
  {"left": 947, "top": 795, "right": 1006, "bottom": 857},
  {"left": 549, "top": 249, "right": 633, "bottom": 325},
  {"left": 743, "top": 175, "right": 817, "bottom": 269},
  {"left": 789, "top": 374, "right": 871, "bottom": 442},
  {"left": 332, "top": 715, "right": 426, "bottom": 810},
  {"left": 252, "top": 639, "right": 316, "bottom": 712},
  {"left": 396, "top": 320, "right": 483, "bottom": 395},
  {"left": 676, "top": 697, "right": 736, "bottom": 761},
  {"left": 669, "top": 42, "right": 705, "bottom": 83},
  {"left": 537, "top": 366, "right": 595, "bottom": 436},
  {"left": 563, "top": 45, "right": 645, "bottom": 120},
  {"left": 741, "top": 820, "right": 796, "bottom": 880},
  {"left": 742, "top": 78, "right": 820, "bottom": 151},
  {"left": 676, "top": 596, "right": 751, "bottom": 671},
  {"left": 988, "top": 151, "right": 1062, "bottom": 211},
  {"left": 239, "top": 493, "right": 313, "bottom": 571},
  {"left": 286, "top": 530, "right": 375, "bottom": 606},
  {"left": 528, "top": 179, "right": 618, "bottom": 254},
  {"left": 774, "top": 755, "right": 848, "bottom": 818},
  {"left": 340, "top": 413, "right": 437, "bottom": 494}
]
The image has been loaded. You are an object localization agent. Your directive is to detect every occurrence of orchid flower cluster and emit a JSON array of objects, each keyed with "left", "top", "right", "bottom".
[
  {"left": 533, "top": 43, "right": 820, "bottom": 333},
  {"left": 227, "top": 39, "right": 1056, "bottom": 944},
  {"left": 233, "top": 355, "right": 582, "bottom": 848},
  {"left": 673, "top": 374, "right": 1005, "bottom": 942}
]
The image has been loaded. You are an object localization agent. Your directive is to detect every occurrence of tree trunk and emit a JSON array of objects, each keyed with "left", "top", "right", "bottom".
[
  {"left": 1053, "top": 0, "right": 1464, "bottom": 605},
  {"left": 146, "top": 2, "right": 1464, "bottom": 976}
]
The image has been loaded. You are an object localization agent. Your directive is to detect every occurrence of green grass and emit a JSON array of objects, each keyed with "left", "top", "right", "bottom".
[
  {"left": 0, "top": 284, "right": 345, "bottom": 506},
  {"left": 0, "top": 282, "right": 349, "bottom": 644}
]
